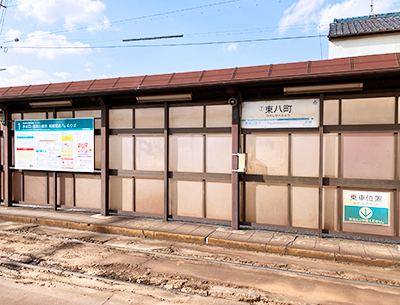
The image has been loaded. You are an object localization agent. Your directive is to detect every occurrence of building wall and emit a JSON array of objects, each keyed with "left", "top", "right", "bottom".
[{"left": 329, "top": 33, "right": 400, "bottom": 59}]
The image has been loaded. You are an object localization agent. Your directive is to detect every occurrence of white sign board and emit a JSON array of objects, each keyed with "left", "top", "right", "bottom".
[
  {"left": 15, "top": 118, "right": 94, "bottom": 172},
  {"left": 343, "top": 190, "right": 391, "bottom": 226},
  {"left": 241, "top": 99, "right": 319, "bottom": 129}
]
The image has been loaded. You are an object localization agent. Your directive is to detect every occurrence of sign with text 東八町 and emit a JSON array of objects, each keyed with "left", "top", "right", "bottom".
[
  {"left": 343, "top": 190, "right": 391, "bottom": 226},
  {"left": 14, "top": 118, "right": 94, "bottom": 172},
  {"left": 241, "top": 99, "right": 319, "bottom": 129}
]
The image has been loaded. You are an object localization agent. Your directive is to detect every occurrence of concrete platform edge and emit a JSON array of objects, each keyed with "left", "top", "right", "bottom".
[{"left": 0, "top": 213, "right": 399, "bottom": 268}]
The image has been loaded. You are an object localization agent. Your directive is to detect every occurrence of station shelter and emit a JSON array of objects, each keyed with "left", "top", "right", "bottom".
[{"left": 0, "top": 52, "right": 400, "bottom": 242}]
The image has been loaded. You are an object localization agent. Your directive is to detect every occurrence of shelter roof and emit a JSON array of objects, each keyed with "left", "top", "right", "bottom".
[{"left": 1, "top": 53, "right": 400, "bottom": 101}]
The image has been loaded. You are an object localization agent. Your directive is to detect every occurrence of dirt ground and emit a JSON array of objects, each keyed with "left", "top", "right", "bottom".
[{"left": 1, "top": 221, "right": 400, "bottom": 304}]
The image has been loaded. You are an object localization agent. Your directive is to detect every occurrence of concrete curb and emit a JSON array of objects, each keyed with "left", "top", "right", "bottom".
[{"left": 0, "top": 213, "right": 399, "bottom": 268}]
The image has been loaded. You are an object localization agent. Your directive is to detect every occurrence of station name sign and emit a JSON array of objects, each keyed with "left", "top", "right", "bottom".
[
  {"left": 14, "top": 118, "right": 94, "bottom": 172},
  {"left": 241, "top": 99, "right": 319, "bottom": 129}
]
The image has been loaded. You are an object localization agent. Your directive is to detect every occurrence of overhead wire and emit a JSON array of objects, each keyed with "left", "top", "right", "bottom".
[{"left": 5, "top": 34, "right": 324, "bottom": 49}]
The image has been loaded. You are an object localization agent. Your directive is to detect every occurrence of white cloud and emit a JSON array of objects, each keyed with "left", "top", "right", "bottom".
[
  {"left": 0, "top": 66, "right": 51, "bottom": 87},
  {"left": 105, "top": 64, "right": 112, "bottom": 68},
  {"left": 15, "top": 0, "right": 109, "bottom": 30},
  {"left": 7, "top": 29, "right": 92, "bottom": 59},
  {"left": 53, "top": 72, "right": 72, "bottom": 80},
  {"left": 319, "top": 0, "right": 399, "bottom": 31},
  {"left": 86, "top": 61, "right": 93, "bottom": 73},
  {"left": 279, "top": 0, "right": 400, "bottom": 33},
  {"left": 223, "top": 43, "right": 238, "bottom": 54}
]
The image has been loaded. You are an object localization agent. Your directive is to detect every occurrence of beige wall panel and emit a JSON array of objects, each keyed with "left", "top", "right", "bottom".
[
  {"left": 206, "top": 105, "right": 232, "bottom": 127},
  {"left": 12, "top": 113, "right": 21, "bottom": 121},
  {"left": 109, "top": 176, "right": 133, "bottom": 212},
  {"left": 135, "top": 178, "right": 164, "bottom": 214},
  {"left": 245, "top": 183, "right": 288, "bottom": 225},
  {"left": 206, "top": 181, "right": 231, "bottom": 220},
  {"left": 342, "top": 97, "right": 395, "bottom": 125},
  {"left": 109, "top": 136, "right": 133, "bottom": 170},
  {"left": 169, "top": 106, "right": 203, "bottom": 128},
  {"left": 12, "top": 114, "right": 21, "bottom": 132},
  {"left": 12, "top": 172, "right": 21, "bottom": 202},
  {"left": 49, "top": 174, "right": 73, "bottom": 206},
  {"left": 323, "top": 187, "right": 337, "bottom": 231},
  {"left": 291, "top": 186, "right": 319, "bottom": 229},
  {"left": 75, "top": 175, "right": 101, "bottom": 209},
  {"left": 135, "top": 137, "right": 164, "bottom": 171},
  {"left": 57, "top": 111, "right": 73, "bottom": 118},
  {"left": 94, "top": 135, "right": 101, "bottom": 169},
  {"left": 24, "top": 172, "right": 47, "bottom": 204},
  {"left": 323, "top": 100, "right": 339, "bottom": 125},
  {"left": 59, "top": 174, "right": 73, "bottom": 206},
  {"left": 110, "top": 109, "right": 133, "bottom": 129},
  {"left": 206, "top": 135, "right": 231, "bottom": 174},
  {"left": 291, "top": 134, "right": 319, "bottom": 177},
  {"left": 169, "top": 135, "right": 203, "bottom": 172},
  {"left": 75, "top": 110, "right": 101, "bottom": 129},
  {"left": 135, "top": 108, "right": 164, "bottom": 129},
  {"left": 323, "top": 134, "right": 338, "bottom": 178},
  {"left": 342, "top": 134, "right": 394, "bottom": 180},
  {"left": 175, "top": 180, "right": 203, "bottom": 217},
  {"left": 247, "top": 134, "right": 289, "bottom": 176},
  {"left": 23, "top": 112, "right": 47, "bottom": 120}
]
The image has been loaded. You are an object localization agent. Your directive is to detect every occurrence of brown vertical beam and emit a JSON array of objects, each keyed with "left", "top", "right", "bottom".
[
  {"left": 3, "top": 107, "right": 12, "bottom": 207},
  {"left": 318, "top": 94, "right": 324, "bottom": 238},
  {"left": 99, "top": 98, "right": 109, "bottom": 216},
  {"left": 337, "top": 133, "right": 343, "bottom": 231},
  {"left": 231, "top": 102, "right": 240, "bottom": 230},
  {"left": 288, "top": 133, "right": 292, "bottom": 226},
  {"left": 164, "top": 102, "right": 169, "bottom": 221},
  {"left": 53, "top": 109, "right": 57, "bottom": 210}
]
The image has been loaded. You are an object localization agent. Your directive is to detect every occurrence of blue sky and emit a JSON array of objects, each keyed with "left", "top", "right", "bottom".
[{"left": 0, "top": 0, "right": 400, "bottom": 87}]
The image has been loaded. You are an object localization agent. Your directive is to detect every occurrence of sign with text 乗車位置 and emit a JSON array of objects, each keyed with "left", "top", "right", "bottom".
[
  {"left": 14, "top": 118, "right": 94, "bottom": 172},
  {"left": 241, "top": 99, "right": 319, "bottom": 129},
  {"left": 343, "top": 190, "right": 390, "bottom": 226}
]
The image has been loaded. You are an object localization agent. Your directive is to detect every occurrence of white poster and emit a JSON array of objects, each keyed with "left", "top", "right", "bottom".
[
  {"left": 15, "top": 118, "right": 94, "bottom": 172},
  {"left": 241, "top": 99, "right": 319, "bottom": 129}
]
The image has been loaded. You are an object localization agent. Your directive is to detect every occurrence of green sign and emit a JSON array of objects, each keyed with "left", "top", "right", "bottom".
[{"left": 343, "top": 190, "right": 390, "bottom": 226}]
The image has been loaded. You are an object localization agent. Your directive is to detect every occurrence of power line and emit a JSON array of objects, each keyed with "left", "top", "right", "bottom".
[
  {"left": 6, "top": 35, "right": 323, "bottom": 49},
  {"left": 123, "top": 34, "right": 183, "bottom": 42}
]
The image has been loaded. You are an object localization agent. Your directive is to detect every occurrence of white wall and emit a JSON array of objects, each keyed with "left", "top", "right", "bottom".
[{"left": 329, "top": 33, "right": 400, "bottom": 59}]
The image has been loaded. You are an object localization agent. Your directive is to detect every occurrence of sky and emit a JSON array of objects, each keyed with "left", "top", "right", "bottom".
[{"left": 0, "top": 0, "right": 400, "bottom": 87}]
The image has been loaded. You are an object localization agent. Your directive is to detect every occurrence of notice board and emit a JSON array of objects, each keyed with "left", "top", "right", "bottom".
[{"left": 14, "top": 118, "right": 94, "bottom": 172}]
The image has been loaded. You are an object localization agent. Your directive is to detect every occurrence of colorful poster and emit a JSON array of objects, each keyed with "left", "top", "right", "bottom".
[
  {"left": 343, "top": 190, "right": 391, "bottom": 226},
  {"left": 14, "top": 118, "right": 94, "bottom": 172},
  {"left": 241, "top": 99, "right": 319, "bottom": 129}
]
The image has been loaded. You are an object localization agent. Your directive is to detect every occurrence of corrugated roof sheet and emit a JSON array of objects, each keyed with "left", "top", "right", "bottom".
[
  {"left": 329, "top": 12, "right": 400, "bottom": 39},
  {"left": 1, "top": 53, "right": 400, "bottom": 100}
]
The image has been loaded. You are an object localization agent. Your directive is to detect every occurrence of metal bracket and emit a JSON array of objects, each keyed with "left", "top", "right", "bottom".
[{"left": 232, "top": 153, "right": 247, "bottom": 173}]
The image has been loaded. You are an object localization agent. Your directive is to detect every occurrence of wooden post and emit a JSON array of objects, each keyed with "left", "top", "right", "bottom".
[
  {"left": 163, "top": 102, "right": 169, "bottom": 221},
  {"left": 318, "top": 94, "right": 324, "bottom": 238},
  {"left": 231, "top": 102, "right": 240, "bottom": 230},
  {"left": 3, "top": 107, "right": 12, "bottom": 207},
  {"left": 53, "top": 109, "right": 57, "bottom": 211},
  {"left": 99, "top": 98, "right": 109, "bottom": 216}
]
